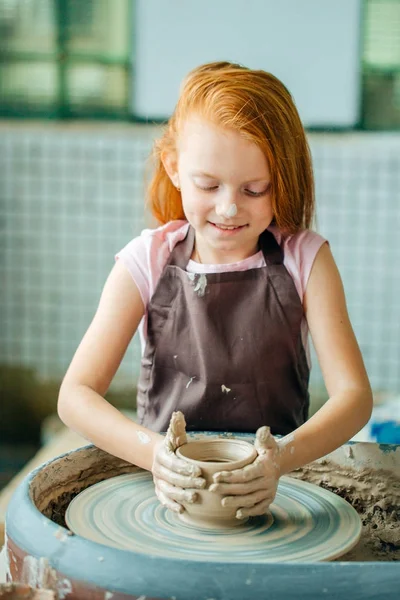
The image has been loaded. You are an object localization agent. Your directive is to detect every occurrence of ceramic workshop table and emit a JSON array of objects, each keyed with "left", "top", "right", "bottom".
[{"left": 4, "top": 435, "right": 400, "bottom": 600}]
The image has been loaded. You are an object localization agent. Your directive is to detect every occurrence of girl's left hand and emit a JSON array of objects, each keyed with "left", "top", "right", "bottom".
[{"left": 209, "top": 426, "right": 281, "bottom": 519}]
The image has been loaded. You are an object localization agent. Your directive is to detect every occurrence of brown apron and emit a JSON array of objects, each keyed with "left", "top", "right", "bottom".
[{"left": 137, "top": 226, "right": 310, "bottom": 435}]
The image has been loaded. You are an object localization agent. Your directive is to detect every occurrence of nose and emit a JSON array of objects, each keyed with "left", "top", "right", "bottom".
[{"left": 215, "top": 191, "right": 238, "bottom": 219}]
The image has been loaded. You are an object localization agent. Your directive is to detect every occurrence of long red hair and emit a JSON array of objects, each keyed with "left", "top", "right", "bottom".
[{"left": 147, "top": 61, "right": 314, "bottom": 233}]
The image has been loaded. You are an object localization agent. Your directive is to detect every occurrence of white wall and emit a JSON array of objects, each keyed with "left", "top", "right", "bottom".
[{"left": 133, "top": 0, "right": 362, "bottom": 127}]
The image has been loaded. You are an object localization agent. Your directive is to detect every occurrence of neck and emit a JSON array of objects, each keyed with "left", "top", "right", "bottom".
[{"left": 192, "top": 237, "right": 259, "bottom": 265}]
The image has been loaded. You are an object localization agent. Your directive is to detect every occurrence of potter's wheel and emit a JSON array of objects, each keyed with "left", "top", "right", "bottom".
[{"left": 66, "top": 469, "right": 361, "bottom": 563}]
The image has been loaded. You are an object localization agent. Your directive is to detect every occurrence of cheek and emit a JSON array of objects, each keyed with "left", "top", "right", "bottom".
[
  {"left": 257, "top": 197, "right": 273, "bottom": 220},
  {"left": 182, "top": 191, "right": 210, "bottom": 218},
  {"left": 181, "top": 198, "right": 199, "bottom": 222},
  {"left": 250, "top": 200, "right": 274, "bottom": 229}
]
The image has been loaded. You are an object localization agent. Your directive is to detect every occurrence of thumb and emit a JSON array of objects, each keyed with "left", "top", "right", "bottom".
[
  {"left": 254, "top": 426, "right": 278, "bottom": 455},
  {"left": 165, "top": 411, "right": 187, "bottom": 453}
]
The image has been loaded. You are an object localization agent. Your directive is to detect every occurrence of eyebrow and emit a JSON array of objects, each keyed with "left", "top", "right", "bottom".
[{"left": 191, "top": 171, "right": 269, "bottom": 184}]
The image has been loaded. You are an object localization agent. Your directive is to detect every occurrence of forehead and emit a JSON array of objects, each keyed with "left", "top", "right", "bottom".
[{"left": 177, "top": 116, "right": 269, "bottom": 179}]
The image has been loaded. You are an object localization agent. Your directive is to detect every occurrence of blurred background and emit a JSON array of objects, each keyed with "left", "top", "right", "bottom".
[{"left": 1, "top": 0, "right": 400, "bottom": 490}]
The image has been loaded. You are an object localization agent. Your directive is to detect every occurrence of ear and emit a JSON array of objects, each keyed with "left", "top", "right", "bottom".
[{"left": 161, "top": 150, "right": 180, "bottom": 188}]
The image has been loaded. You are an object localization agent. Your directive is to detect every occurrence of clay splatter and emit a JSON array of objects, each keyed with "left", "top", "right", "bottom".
[
  {"left": 58, "top": 579, "right": 73, "bottom": 600},
  {"left": 4, "top": 533, "right": 12, "bottom": 581},
  {"left": 225, "top": 203, "right": 237, "bottom": 217},
  {"left": 221, "top": 385, "right": 231, "bottom": 393},
  {"left": 20, "top": 556, "right": 57, "bottom": 590},
  {"left": 187, "top": 272, "right": 207, "bottom": 297},
  {"left": 278, "top": 432, "right": 295, "bottom": 447},
  {"left": 345, "top": 445, "right": 354, "bottom": 459},
  {"left": 186, "top": 377, "right": 195, "bottom": 389},
  {"left": 136, "top": 431, "right": 151, "bottom": 444},
  {"left": 54, "top": 526, "right": 72, "bottom": 542}
]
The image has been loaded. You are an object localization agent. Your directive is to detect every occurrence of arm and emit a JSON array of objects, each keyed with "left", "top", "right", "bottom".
[
  {"left": 211, "top": 243, "right": 373, "bottom": 519},
  {"left": 58, "top": 261, "right": 206, "bottom": 506},
  {"left": 58, "top": 260, "right": 163, "bottom": 471},
  {"left": 278, "top": 242, "right": 373, "bottom": 474}
]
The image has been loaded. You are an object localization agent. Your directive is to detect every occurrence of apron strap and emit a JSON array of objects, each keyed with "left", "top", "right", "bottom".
[
  {"left": 259, "top": 229, "right": 284, "bottom": 265},
  {"left": 167, "top": 225, "right": 195, "bottom": 269}
]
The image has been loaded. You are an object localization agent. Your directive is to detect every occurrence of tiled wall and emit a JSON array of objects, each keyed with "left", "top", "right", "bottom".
[
  {"left": 311, "top": 134, "right": 400, "bottom": 394},
  {"left": 1, "top": 124, "right": 399, "bottom": 396}
]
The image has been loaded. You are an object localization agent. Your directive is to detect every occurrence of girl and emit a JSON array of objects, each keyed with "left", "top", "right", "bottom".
[{"left": 58, "top": 61, "right": 372, "bottom": 520}]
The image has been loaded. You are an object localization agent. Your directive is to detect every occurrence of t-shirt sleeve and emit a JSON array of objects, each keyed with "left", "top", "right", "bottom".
[
  {"left": 115, "top": 235, "right": 152, "bottom": 308},
  {"left": 284, "top": 230, "right": 328, "bottom": 302}
]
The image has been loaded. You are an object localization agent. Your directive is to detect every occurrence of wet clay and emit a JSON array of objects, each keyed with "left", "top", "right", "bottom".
[
  {"left": 31, "top": 447, "right": 137, "bottom": 527},
  {"left": 290, "top": 459, "right": 400, "bottom": 561},
  {"left": 176, "top": 439, "right": 257, "bottom": 527}
]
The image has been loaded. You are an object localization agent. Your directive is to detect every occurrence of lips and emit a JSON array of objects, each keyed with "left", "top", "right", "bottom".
[{"left": 210, "top": 222, "right": 246, "bottom": 230}]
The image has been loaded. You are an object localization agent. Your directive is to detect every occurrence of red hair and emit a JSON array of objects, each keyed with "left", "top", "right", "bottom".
[{"left": 147, "top": 62, "right": 314, "bottom": 233}]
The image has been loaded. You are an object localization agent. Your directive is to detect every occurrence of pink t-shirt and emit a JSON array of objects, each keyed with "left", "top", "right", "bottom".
[{"left": 116, "top": 220, "right": 326, "bottom": 364}]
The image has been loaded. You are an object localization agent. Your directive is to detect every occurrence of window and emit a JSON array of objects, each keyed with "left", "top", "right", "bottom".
[
  {"left": 362, "top": 0, "right": 400, "bottom": 128},
  {"left": 0, "top": 0, "right": 132, "bottom": 118},
  {"left": 1, "top": 0, "right": 400, "bottom": 128}
]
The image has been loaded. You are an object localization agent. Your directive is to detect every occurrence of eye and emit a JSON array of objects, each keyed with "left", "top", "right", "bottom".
[
  {"left": 245, "top": 189, "right": 267, "bottom": 197},
  {"left": 197, "top": 185, "right": 219, "bottom": 192},
  {"left": 245, "top": 184, "right": 271, "bottom": 197}
]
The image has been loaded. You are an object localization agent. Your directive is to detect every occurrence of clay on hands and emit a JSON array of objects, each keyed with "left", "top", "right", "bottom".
[
  {"left": 209, "top": 426, "right": 280, "bottom": 519},
  {"left": 152, "top": 411, "right": 206, "bottom": 513}
]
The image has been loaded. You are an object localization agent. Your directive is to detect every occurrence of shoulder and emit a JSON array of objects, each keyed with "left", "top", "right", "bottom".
[
  {"left": 115, "top": 220, "right": 189, "bottom": 306},
  {"left": 281, "top": 228, "right": 327, "bottom": 266},
  {"left": 116, "top": 220, "right": 189, "bottom": 263},
  {"left": 150, "top": 219, "right": 190, "bottom": 255},
  {"left": 269, "top": 226, "right": 328, "bottom": 302},
  {"left": 143, "top": 219, "right": 189, "bottom": 247}
]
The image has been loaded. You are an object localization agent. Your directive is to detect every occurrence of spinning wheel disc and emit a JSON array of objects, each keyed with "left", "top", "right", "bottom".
[{"left": 66, "top": 470, "right": 361, "bottom": 563}]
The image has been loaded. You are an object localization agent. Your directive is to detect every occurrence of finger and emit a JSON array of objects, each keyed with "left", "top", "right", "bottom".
[
  {"left": 236, "top": 498, "right": 273, "bottom": 519},
  {"left": 165, "top": 411, "right": 187, "bottom": 452},
  {"left": 156, "top": 478, "right": 198, "bottom": 504},
  {"left": 255, "top": 426, "right": 278, "bottom": 454},
  {"left": 213, "top": 459, "right": 265, "bottom": 483},
  {"left": 154, "top": 486, "right": 184, "bottom": 514},
  {"left": 171, "top": 410, "right": 188, "bottom": 446},
  {"left": 209, "top": 476, "right": 269, "bottom": 495},
  {"left": 221, "top": 489, "right": 271, "bottom": 509},
  {"left": 158, "top": 448, "right": 202, "bottom": 478},
  {"left": 153, "top": 462, "right": 206, "bottom": 489}
]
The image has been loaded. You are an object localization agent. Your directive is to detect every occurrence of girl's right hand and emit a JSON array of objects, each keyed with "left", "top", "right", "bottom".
[{"left": 151, "top": 411, "right": 206, "bottom": 513}]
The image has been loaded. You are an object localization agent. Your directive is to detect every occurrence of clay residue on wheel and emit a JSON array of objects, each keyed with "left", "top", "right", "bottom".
[
  {"left": 290, "top": 459, "right": 400, "bottom": 561},
  {"left": 30, "top": 446, "right": 399, "bottom": 561},
  {"left": 29, "top": 446, "right": 138, "bottom": 527}
]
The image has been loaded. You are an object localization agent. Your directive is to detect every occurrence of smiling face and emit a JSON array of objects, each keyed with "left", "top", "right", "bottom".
[{"left": 163, "top": 116, "right": 274, "bottom": 264}]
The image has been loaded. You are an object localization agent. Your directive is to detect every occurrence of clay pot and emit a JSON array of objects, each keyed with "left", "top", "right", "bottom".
[{"left": 176, "top": 438, "right": 257, "bottom": 527}]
